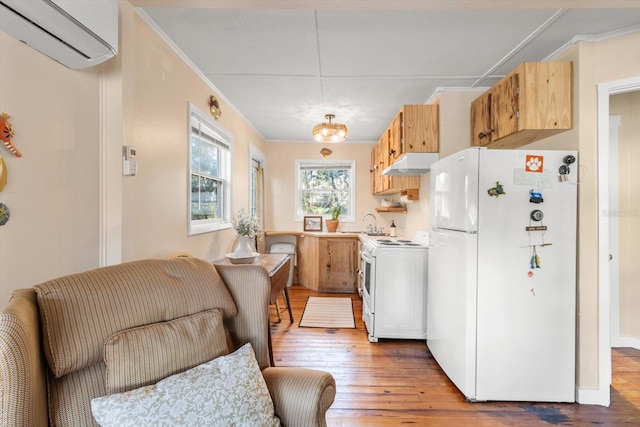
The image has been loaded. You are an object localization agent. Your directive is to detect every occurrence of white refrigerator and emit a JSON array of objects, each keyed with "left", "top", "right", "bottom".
[{"left": 427, "top": 147, "right": 577, "bottom": 402}]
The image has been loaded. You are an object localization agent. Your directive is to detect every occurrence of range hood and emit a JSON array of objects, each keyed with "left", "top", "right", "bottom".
[{"left": 382, "top": 152, "right": 439, "bottom": 176}]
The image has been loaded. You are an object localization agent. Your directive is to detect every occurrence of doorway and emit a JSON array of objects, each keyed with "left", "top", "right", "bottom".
[{"left": 597, "top": 76, "right": 640, "bottom": 406}]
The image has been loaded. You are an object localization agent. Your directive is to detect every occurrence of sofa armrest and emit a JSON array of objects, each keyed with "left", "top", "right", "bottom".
[
  {"left": 262, "top": 367, "right": 336, "bottom": 427},
  {"left": 0, "top": 289, "right": 48, "bottom": 427}
]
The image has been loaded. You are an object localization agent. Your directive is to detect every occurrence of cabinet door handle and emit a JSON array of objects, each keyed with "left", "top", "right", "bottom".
[{"left": 478, "top": 129, "right": 494, "bottom": 139}]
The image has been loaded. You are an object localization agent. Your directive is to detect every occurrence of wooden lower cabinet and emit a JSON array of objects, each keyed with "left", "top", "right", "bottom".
[{"left": 298, "top": 235, "right": 358, "bottom": 293}]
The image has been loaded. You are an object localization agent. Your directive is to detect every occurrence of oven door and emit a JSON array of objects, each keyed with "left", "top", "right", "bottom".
[{"left": 361, "top": 250, "right": 375, "bottom": 311}]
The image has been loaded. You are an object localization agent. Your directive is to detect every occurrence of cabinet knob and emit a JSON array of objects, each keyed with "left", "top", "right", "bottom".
[
  {"left": 389, "top": 149, "right": 396, "bottom": 156},
  {"left": 478, "top": 129, "right": 494, "bottom": 140}
]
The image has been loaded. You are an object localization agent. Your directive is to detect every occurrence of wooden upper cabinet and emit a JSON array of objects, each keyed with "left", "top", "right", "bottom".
[
  {"left": 370, "top": 143, "right": 378, "bottom": 195},
  {"left": 388, "top": 105, "right": 439, "bottom": 156},
  {"left": 370, "top": 104, "right": 437, "bottom": 196},
  {"left": 370, "top": 128, "right": 420, "bottom": 196},
  {"left": 491, "top": 73, "right": 520, "bottom": 141},
  {"left": 402, "top": 104, "right": 439, "bottom": 153},
  {"left": 471, "top": 61, "right": 573, "bottom": 148},
  {"left": 471, "top": 91, "right": 492, "bottom": 146},
  {"left": 388, "top": 112, "right": 402, "bottom": 162},
  {"left": 380, "top": 129, "right": 392, "bottom": 192}
]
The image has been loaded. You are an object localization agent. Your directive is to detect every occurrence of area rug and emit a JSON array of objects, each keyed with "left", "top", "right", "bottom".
[{"left": 299, "top": 296, "right": 356, "bottom": 329}]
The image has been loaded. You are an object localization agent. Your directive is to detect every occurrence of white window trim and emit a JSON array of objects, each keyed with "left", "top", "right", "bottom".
[
  {"left": 294, "top": 159, "right": 356, "bottom": 223},
  {"left": 187, "top": 102, "right": 233, "bottom": 236}
]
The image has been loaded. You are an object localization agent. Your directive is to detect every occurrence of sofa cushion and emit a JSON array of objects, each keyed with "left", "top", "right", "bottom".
[
  {"left": 104, "top": 308, "right": 230, "bottom": 395},
  {"left": 91, "top": 343, "right": 280, "bottom": 427},
  {"left": 35, "top": 258, "right": 237, "bottom": 378}
]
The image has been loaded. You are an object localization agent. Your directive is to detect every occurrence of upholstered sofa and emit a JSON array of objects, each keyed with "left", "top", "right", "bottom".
[{"left": 0, "top": 258, "right": 336, "bottom": 426}]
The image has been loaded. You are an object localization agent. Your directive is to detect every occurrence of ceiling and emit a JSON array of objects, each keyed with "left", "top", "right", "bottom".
[{"left": 133, "top": 1, "right": 640, "bottom": 143}]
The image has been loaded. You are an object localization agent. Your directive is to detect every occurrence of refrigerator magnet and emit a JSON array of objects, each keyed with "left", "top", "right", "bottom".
[{"left": 487, "top": 181, "right": 506, "bottom": 197}]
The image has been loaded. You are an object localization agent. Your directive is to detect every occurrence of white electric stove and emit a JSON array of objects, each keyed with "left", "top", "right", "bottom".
[{"left": 360, "top": 231, "right": 429, "bottom": 342}]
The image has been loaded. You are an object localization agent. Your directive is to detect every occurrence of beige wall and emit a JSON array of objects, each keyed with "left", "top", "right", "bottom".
[
  {"left": 536, "top": 32, "right": 640, "bottom": 392},
  {"left": 118, "top": 8, "right": 265, "bottom": 262},
  {"left": 0, "top": 2, "right": 265, "bottom": 306},
  {"left": 611, "top": 91, "right": 640, "bottom": 341},
  {"left": 0, "top": 32, "right": 102, "bottom": 306},
  {"left": 264, "top": 142, "right": 386, "bottom": 232}
]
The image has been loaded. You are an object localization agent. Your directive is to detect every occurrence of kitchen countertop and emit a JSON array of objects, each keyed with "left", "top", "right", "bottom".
[{"left": 265, "top": 230, "right": 398, "bottom": 244}]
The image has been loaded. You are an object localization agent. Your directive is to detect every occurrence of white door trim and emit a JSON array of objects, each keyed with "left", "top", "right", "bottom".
[
  {"left": 608, "top": 115, "right": 621, "bottom": 348},
  {"left": 595, "top": 76, "right": 640, "bottom": 407}
]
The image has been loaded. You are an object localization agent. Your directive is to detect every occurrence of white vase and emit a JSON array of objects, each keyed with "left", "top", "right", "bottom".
[{"left": 234, "top": 235, "right": 254, "bottom": 257}]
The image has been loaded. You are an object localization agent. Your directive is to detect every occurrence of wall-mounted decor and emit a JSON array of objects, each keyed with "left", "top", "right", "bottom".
[
  {"left": 209, "top": 95, "right": 221, "bottom": 120},
  {"left": 0, "top": 113, "right": 21, "bottom": 157},
  {"left": 0, "top": 202, "right": 9, "bottom": 226},
  {"left": 0, "top": 155, "right": 6, "bottom": 192},
  {"left": 303, "top": 215, "right": 323, "bottom": 232}
]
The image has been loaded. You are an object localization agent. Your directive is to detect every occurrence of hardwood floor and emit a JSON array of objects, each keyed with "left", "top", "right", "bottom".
[{"left": 270, "top": 286, "right": 640, "bottom": 426}]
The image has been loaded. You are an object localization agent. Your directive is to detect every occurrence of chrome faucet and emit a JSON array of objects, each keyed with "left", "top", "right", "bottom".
[{"left": 362, "top": 212, "right": 377, "bottom": 234}]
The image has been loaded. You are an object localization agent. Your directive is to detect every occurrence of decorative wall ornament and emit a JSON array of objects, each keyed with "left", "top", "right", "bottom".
[
  {"left": 0, "top": 202, "right": 9, "bottom": 226},
  {"left": 0, "top": 113, "right": 21, "bottom": 157},
  {"left": 209, "top": 95, "right": 221, "bottom": 120},
  {"left": 0, "top": 155, "right": 7, "bottom": 192}
]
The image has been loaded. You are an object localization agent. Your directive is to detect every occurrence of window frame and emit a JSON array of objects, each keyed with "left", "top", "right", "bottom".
[
  {"left": 249, "top": 144, "right": 266, "bottom": 218},
  {"left": 187, "top": 102, "right": 233, "bottom": 236},
  {"left": 294, "top": 159, "right": 356, "bottom": 223}
]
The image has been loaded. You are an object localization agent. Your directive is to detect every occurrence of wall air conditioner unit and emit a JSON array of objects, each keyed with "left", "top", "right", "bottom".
[{"left": 0, "top": 0, "right": 117, "bottom": 69}]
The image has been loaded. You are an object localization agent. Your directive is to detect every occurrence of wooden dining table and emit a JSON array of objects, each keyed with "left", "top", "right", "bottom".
[{"left": 213, "top": 253, "right": 293, "bottom": 365}]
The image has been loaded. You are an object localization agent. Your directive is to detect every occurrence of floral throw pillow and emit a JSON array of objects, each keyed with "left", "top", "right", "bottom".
[{"left": 91, "top": 343, "right": 280, "bottom": 427}]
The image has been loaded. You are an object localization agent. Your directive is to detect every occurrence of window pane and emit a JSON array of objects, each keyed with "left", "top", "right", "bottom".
[
  {"left": 190, "top": 136, "right": 200, "bottom": 172},
  {"left": 200, "top": 143, "right": 219, "bottom": 176},
  {"left": 297, "top": 163, "right": 352, "bottom": 217},
  {"left": 191, "top": 175, "right": 221, "bottom": 220}
]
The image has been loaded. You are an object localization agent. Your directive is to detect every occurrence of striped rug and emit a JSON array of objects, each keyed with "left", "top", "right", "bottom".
[{"left": 299, "top": 296, "right": 356, "bottom": 329}]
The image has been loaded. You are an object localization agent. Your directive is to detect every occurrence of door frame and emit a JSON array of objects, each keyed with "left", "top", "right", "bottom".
[{"left": 596, "top": 75, "right": 640, "bottom": 406}]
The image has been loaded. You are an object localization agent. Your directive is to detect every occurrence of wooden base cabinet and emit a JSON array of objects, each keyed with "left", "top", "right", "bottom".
[
  {"left": 471, "top": 61, "right": 572, "bottom": 148},
  {"left": 298, "top": 235, "right": 358, "bottom": 293}
]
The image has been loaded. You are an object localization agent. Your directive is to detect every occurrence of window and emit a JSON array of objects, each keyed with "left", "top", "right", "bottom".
[
  {"left": 295, "top": 159, "right": 356, "bottom": 222},
  {"left": 188, "top": 103, "right": 232, "bottom": 235},
  {"left": 249, "top": 145, "right": 265, "bottom": 220},
  {"left": 249, "top": 158, "right": 260, "bottom": 217}
]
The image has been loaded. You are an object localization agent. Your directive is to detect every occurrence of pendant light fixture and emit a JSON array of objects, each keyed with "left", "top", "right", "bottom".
[{"left": 312, "top": 114, "right": 348, "bottom": 143}]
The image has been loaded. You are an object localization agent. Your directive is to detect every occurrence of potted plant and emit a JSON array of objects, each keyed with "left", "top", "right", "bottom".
[
  {"left": 325, "top": 204, "right": 344, "bottom": 233},
  {"left": 231, "top": 209, "right": 261, "bottom": 258}
]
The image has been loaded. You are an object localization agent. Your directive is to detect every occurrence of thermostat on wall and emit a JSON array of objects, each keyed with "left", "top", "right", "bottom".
[{"left": 123, "top": 146, "right": 137, "bottom": 176}]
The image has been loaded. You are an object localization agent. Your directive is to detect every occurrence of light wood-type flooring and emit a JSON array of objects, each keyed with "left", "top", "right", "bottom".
[{"left": 269, "top": 285, "right": 640, "bottom": 426}]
